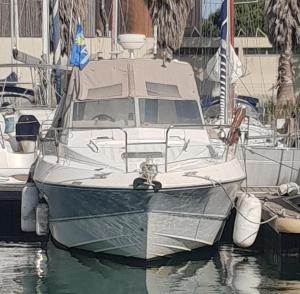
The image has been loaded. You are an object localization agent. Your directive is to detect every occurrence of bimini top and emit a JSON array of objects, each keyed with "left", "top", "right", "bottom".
[{"left": 69, "top": 58, "right": 200, "bottom": 101}]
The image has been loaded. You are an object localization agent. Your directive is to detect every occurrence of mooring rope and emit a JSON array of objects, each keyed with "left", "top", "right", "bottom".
[
  {"left": 184, "top": 173, "right": 278, "bottom": 225},
  {"left": 241, "top": 145, "right": 299, "bottom": 172}
]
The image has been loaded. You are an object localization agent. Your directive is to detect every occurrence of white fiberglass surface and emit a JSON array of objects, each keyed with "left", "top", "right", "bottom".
[{"left": 61, "top": 128, "right": 217, "bottom": 173}]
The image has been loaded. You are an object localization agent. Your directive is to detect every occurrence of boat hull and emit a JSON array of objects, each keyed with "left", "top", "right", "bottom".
[
  {"left": 238, "top": 147, "right": 300, "bottom": 186},
  {"left": 37, "top": 180, "right": 241, "bottom": 259}
]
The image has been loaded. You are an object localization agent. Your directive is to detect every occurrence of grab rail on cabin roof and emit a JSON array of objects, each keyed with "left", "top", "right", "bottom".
[{"left": 38, "top": 124, "right": 232, "bottom": 173}]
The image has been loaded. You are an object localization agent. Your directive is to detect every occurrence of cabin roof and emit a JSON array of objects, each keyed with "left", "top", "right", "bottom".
[{"left": 69, "top": 58, "right": 200, "bottom": 101}]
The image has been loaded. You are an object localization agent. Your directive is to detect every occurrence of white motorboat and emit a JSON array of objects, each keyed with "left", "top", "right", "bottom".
[
  {"left": 0, "top": 71, "right": 54, "bottom": 190},
  {"left": 33, "top": 57, "right": 245, "bottom": 260}
]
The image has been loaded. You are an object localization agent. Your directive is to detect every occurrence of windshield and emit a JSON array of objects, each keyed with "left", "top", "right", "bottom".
[
  {"left": 72, "top": 98, "right": 136, "bottom": 128},
  {"left": 204, "top": 101, "right": 260, "bottom": 121},
  {"left": 139, "top": 98, "right": 202, "bottom": 127},
  {"left": 0, "top": 95, "right": 35, "bottom": 109}
]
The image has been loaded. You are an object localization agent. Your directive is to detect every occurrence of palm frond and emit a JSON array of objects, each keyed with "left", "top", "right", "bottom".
[
  {"left": 50, "top": 0, "right": 87, "bottom": 56},
  {"left": 148, "top": 0, "right": 194, "bottom": 53}
]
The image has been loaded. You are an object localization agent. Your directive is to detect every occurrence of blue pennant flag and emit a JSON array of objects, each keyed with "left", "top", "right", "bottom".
[{"left": 70, "top": 21, "right": 89, "bottom": 70}]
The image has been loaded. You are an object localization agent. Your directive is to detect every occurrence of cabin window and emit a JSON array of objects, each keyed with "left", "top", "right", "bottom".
[
  {"left": 87, "top": 83, "right": 122, "bottom": 99},
  {"left": 72, "top": 98, "right": 135, "bottom": 128},
  {"left": 139, "top": 98, "right": 202, "bottom": 127},
  {"left": 146, "top": 82, "right": 181, "bottom": 98}
]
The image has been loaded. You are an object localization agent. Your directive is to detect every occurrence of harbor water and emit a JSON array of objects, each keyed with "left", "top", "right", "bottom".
[{"left": 0, "top": 241, "right": 300, "bottom": 294}]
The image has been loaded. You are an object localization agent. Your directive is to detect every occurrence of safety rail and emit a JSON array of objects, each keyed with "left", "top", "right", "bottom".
[
  {"left": 241, "top": 115, "right": 300, "bottom": 148},
  {"left": 38, "top": 124, "right": 223, "bottom": 173}
]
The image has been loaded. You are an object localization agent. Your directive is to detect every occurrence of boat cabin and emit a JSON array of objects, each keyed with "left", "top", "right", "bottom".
[{"left": 57, "top": 59, "right": 204, "bottom": 130}]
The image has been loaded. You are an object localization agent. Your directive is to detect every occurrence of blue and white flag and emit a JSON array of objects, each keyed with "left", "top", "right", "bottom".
[{"left": 70, "top": 21, "right": 89, "bottom": 70}]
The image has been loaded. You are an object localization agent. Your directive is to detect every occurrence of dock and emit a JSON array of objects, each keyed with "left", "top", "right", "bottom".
[{"left": 239, "top": 187, "right": 300, "bottom": 277}]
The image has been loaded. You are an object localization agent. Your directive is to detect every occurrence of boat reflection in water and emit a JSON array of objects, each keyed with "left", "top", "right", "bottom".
[{"left": 2, "top": 242, "right": 300, "bottom": 293}]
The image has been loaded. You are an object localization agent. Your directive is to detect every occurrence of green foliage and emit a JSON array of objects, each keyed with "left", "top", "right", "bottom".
[
  {"left": 202, "top": 0, "right": 265, "bottom": 38},
  {"left": 234, "top": 0, "right": 265, "bottom": 37},
  {"left": 202, "top": 8, "right": 220, "bottom": 38}
]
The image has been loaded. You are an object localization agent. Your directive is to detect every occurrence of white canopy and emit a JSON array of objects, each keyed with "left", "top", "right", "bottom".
[{"left": 70, "top": 59, "right": 200, "bottom": 101}]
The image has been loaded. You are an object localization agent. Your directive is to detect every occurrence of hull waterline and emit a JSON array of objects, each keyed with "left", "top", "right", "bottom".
[{"left": 37, "top": 180, "right": 241, "bottom": 260}]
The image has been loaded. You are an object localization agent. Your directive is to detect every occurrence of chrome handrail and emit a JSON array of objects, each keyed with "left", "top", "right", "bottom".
[{"left": 38, "top": 123, "right": 225, "bottom": 173}]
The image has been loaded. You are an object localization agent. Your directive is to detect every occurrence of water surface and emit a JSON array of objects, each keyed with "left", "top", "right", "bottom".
[{"left": 0, "top": 242, "right": 299, "bottom": 294}]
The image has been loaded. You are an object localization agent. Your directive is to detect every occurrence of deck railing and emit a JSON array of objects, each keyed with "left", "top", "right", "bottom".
[{"left": 38, "top": 124, "right": 219, "bottom": 173}]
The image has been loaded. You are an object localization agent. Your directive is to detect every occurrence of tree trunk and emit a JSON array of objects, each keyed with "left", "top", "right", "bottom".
[
  {"left": 126, "top": 0, "right": 153, "bottom": 37},
  {"left": 277, "top": 35, "right": 295, "bottom": 105}
]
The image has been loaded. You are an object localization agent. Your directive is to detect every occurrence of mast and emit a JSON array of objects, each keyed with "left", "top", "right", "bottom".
[
  {"left": 53, "top": 0, "right": 61, "bottom": 103},
  {"left": 10, "top": 0, "right": 14, "bottom": 66},
  {"left": 229, "top": 0, "right": 235, "bottom": 118},
  {"left": 219, "top": 0, "right": 228, "bottom": 124},
  {"left": 13, "top": 0, "right": 19, "bottom": 50},
  {"left": 42, "top": 0, "right": 49, "bottom": 63},
  {"left": 10, "top": 0, "right": 18, "bottom": 72},
  {"left": 225, "top": 0, "right": 231, "bottom": 123},
  {"left": 42, "top": 0, "right": 50, "bottom": 104},
  {"left": 220, "top": 0, "right": 233, "bottom": 124},
  {"left": 111, "top": 0, "right": 118, "bottom": 57}
]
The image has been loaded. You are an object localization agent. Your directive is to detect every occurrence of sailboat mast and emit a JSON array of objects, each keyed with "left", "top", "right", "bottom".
[
  {"left": 13, "top": 0, "right": 19, "bottom": 49},
  {"left": 111, "top": 0, "right": 118, "bottom": 57},
  {"left": 225, "top": 0, "right": 231, "bottom": 124},
  {"left": 10, "top": 0, "right": 14, "bottom": 65},
  {"left": 229, "top": 0, "right": 235, "bottom": 118},
  {"left": 42, "top": 0, "right": 49, "bottom": 63},
  {"left": 42, "top": 0, "right": 50, "bottom": 105},
  {"left": 10, "top": 0, "right": 18, "bottom": 71},
  {"left": 219, "top": 0, "right": 228, "bottom": 124}
]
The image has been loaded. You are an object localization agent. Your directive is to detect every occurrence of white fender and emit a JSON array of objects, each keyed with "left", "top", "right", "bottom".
[
  {"left": 278, "top": 182, "right": 299, "bottom": 196},
  {"left": 21, "top": 182, "right": 39, "bottom": 232},
  {"left": 233, "top": 193, "right": 262, "bottom": 248},
  {"left": 36, "top": 202, "right": 49, "bottom": 236}
]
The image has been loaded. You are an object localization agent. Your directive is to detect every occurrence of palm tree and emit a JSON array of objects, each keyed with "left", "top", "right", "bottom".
[
  {"left": 148, "top": 0, "right": 194, "bottom": 56},
  {"left": 51, "top": 0, "right": 194, "bottom": 57},
  {"left": 50, "top": 0, "right": 87, "bottom": 56},
  {"left": 265, "top": 0, "right": 300, "bottom": 105}
]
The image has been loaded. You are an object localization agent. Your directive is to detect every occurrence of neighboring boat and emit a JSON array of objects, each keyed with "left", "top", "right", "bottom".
[
  {"left": 202, "top": 97, "right": 300, "bottom": 186},
  {"left": 202, "top": 0, "right": 300, "bottom": 187},
  {"left": 0, "top": 69, "right": 54, "bottom": 190},
  {"left": 33, "top": 49, "right": 245, "bottom": 259}
]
